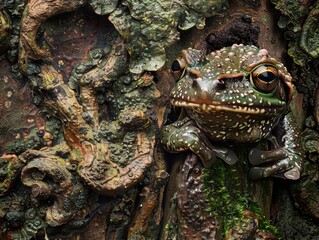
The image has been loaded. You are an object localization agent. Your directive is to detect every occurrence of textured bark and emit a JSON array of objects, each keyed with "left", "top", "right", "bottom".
[{"left": 0, "top": 0, "right": 318, "bottom": 239}]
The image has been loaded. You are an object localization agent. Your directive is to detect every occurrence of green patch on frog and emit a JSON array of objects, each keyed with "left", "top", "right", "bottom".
[{"left": 250, "top": 88, "right": 286, "bottom": 106}]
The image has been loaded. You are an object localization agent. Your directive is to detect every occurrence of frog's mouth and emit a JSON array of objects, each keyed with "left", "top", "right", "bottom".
[{"left": 171, "top": 99, "right": 285, "bottom": 115}]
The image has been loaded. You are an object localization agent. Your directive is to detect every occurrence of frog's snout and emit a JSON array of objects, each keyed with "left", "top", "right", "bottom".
[{"left": 191, "top": 78, "right": 226, "bottom": 92}]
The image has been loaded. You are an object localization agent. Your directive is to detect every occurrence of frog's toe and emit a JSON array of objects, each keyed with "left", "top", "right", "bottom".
[
  {"left": 249, "top": 167, "right": 267, "bottom": 180},
  {"left": 191, "top": 144, "right": 216, "bottom": 168},
  {"left": 213, "top": 146, "right": 238, "bottom": 165},
  {"left": 249, "top": 159, "right": 301, "bottom": 180},
  {"left": 249, "top": 148, "right": 287, "bottom": 165},
  {"left": 282, "top": 167, "right": 300, "bottom": 180}
]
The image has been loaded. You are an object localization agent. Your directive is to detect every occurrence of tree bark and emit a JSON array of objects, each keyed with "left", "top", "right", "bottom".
[{"left": 0, "top": 0, "right": 318, "bottom": 239}]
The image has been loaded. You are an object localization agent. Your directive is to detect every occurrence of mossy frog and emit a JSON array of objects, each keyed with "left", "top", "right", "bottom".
[{"left": 161, "top": 44, "right": 303, "bottom": 180}]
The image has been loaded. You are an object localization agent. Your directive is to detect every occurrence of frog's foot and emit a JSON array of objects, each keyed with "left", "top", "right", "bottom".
[
  {"left": 248, "top": 147, "right": 302, "bottom": 180},
  {"left": 250, "top": 114, "right": 305, "bottom": 180},
  {"left": 161, "top": 124, "right": 238, "bottom": 168}
]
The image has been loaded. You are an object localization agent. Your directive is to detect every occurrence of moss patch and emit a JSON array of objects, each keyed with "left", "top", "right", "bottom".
[{"left": 202, "top": 159, "right": 278, "bottom": 238}]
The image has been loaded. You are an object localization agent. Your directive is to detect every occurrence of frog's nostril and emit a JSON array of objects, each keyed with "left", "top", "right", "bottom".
[
  {"left": 192, "top": 79, "right": 200, "bottom": 88},
  {"left": 214, "top": 79, "right": 226, "bottom": 90}
]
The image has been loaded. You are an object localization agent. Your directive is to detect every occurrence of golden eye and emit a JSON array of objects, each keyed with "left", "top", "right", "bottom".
[
  {"left": 250, "top": 65, "right": 279, "bottom": 92},
  {"left": 171, "top": 57, "right": 187, "bottom": 81}
]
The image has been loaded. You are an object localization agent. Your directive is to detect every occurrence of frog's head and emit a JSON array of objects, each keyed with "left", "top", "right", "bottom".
[{"left": 170, "top": 44, "right": 294, "bottom": 117}]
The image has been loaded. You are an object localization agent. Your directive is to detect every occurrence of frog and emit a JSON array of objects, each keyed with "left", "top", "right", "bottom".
[{"left": 161, "top": 44, "right": 303, "bottom": 180}]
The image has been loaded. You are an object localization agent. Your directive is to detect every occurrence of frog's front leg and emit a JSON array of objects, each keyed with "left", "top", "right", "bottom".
[
  {"left": 161, "top": 117, "right": 238, "bottom": 167},
  {"left": 249, "top": 113, "right": 304, "bottom": 180}
]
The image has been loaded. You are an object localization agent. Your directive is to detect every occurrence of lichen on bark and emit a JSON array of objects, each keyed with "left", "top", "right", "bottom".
[{"left": 109, "top": 0, "right": 229, "bottom": 73}]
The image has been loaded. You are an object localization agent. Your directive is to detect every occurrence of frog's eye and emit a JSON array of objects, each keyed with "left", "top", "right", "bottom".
[
  {"left": 171, "top": 57, "right": 187, "bottom": 81},
  {"left": 250, "top": 65, "right": 279, "bottom": 92}
]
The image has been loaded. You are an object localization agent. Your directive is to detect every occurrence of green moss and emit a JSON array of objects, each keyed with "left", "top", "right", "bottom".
[
  {"left": 271, "top": 0, "right": 319, "bottom": 65},
  {"left": 5, "top": 115, "right": 63, "bottom": 155},
  {"left": 109, "top": 0, "right": 228, "bottom": 73},
  {"left": 128, "top": 230, "right": 146, "bottom": 240},
  {"left": 5, "top": 128, "right": 45, "bottom": 154},
  {"left": 202, "top": 160, "right": 278, "bottom": 238},
  {"left": 164, "top": 223, "right": 179, "bottom": 240},
  {"left": 162, "top": 193, "right": 179, "bottom": 240},
  {"left": 89, "top": 0, "right": 118, "bottom": 15}
]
